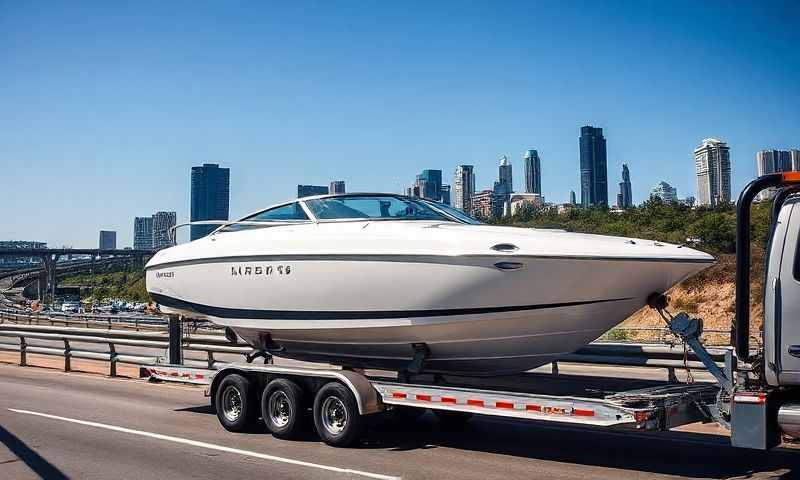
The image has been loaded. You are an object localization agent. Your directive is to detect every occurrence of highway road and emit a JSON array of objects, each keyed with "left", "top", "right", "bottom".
[{"left": 1, "top": 364, "right": 799, "bottom": 480}]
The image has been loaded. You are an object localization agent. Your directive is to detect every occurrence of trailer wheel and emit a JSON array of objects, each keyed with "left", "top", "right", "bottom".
[
  {"left": 313, "top": 382, "right": 361, "bottom": 447},
  {"left": 215, "top": 373, "right": 258, "bottom": 432},
  {"left": 262, "top": 378, "right": 306, "bottom": 439},
  {"left": 434, "top": 409, "right": 473, "bottom": 427}
]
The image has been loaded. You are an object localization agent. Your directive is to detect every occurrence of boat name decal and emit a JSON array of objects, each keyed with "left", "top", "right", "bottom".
[
  {"left": 155, "top": 271, "right": 174, "bottom": 278},
  {"left": 230, "top": 265, "right": 292, "bottom": 276}
]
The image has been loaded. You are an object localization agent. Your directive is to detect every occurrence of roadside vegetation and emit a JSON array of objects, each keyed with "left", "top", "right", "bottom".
[
  {"left": 494, "top": 198, "right": 774, "bottom": 338},
  {"left": 60, "top": 270, "right": 149, "bottom": 303}
]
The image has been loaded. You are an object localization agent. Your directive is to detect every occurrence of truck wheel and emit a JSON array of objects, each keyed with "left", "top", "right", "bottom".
[
  {"left": 434, "top": 410, "right": 473, "bottom": 427},
  {"left": 262, "top": 378, "right": 305, "bottom": 439},
  {"left": 215, "top": 373, "right": 258, "bottom": 432},
  {"left": 313, "top": 382, "right": 362, "bottom": 447}
]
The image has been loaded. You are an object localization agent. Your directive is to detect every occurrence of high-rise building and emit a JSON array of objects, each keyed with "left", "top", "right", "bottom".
[
  {"left": 650, "top": 181, "right": 678, "bottom": 203},
  {"left": 756, "top": 149, "right": 796, "bottom": 201},
  {"left": 569, "top": 190, "right": 577, "bottom": 205},
  {"left": 297, "top": 185, "right": 329, "bottom": 198},
  {"left": 440, "top": 185, "right": 451, "bottom": 206},
  {"left": 99, "top": 230, "right": 116, "bottom": 250},
  {"left": 493, "top": 156, "right": 513, "bottom": 216},
  {"left": 453, "top": 165, "right": 476, "bottom": 214},
  {"left": 694, "top": 138, "right": 731, "bottom": 207},
  {"left": 523, "top": 149, "right": 541, "bottom": 194},
  {"left": 579, "top": 126, "right": 608, "bottom": 207},
  {"left": 191, "top": 164, "right": 230, "bottom": 241},
  {"left": 329, "top": 181, "right": 346, "bottom": 195},
  {"left": 414, "top": 169, "right": 442, "bottom": 201},
  {"left": 617, "top": 164, "right": 633, "bottom": 208},
  {"left": 791, "top": 149, "right": 800, "bottom": 171},
  {"left": 471, "top": 190, "right": 497, "bottom": 219},
  {"left": 496, "top": 156, "right": 513, "bottom": 195},
  {"left": 152, "top": 211, "right": 177, "bottom": 251},
  {"left": 133, "top": 217, "right": 153, "bottom": 250}
]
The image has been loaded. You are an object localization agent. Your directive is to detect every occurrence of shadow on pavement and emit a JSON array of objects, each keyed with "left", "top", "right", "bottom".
[
  {"left": 0, "top": 423, "right": 69, "bottom": 480},
  {"left": 360, "top": 413, "right": 800, "bottom": 478}
]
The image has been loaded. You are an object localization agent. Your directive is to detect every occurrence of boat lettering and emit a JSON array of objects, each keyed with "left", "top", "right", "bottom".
[
  {"left": 155, "top": 271, "right": 174, "bottom": 278},
  {"left": 230, "top": 265, "right": 291, "bottom": 276}
]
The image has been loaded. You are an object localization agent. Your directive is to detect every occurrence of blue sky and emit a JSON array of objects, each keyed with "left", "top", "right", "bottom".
[{"left": 1, "top": 1, "right": 798, "bottom": 247}]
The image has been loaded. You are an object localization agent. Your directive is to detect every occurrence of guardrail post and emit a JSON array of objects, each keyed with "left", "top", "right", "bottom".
[
  {"left": 109, "top": 342, "right": 117, "bottom": 377},
  {"left": 19, "top": 336, "right": 26, "bottom": 366},
  {"left": 64, "top": 339, "right": 71, "bottom": 372},
  {"left": 168, "top": 316, "right": 182, "bottom": 365},
  {"left": 667, "top": 367, "right": 678, "bottom": 383}
]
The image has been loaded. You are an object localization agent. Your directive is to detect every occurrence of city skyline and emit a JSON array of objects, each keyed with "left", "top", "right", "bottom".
[{"left": 1, "top": 2, "right": 797, "bottom": 247}]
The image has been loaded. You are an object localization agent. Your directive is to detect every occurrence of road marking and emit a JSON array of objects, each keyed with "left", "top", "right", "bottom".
[{"left": 9, "top": 408, "right": 400, "bottom": 480}]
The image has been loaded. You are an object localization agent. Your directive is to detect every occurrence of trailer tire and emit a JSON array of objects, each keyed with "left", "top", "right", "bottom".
[
  {"left": 313, "top": 382, "right": 361, "bottom": 447},
  {"left": 434, "top": 410, "right": 473, "bottom": 427},
  {"left": 215, "top": 373, "right": 258, "bottom": 432},
  {"left": 262, "top": 378, "right": 306, "bottom": 439}
]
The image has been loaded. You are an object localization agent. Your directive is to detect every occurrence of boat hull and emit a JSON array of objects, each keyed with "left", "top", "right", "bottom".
[{"left": 147, "top": 254, "right": 709, "bottom": 375}]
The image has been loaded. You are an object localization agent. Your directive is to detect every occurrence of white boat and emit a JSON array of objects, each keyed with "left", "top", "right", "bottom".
[{"left": 145, "top": 193, "right": 714, "bottom": 375}]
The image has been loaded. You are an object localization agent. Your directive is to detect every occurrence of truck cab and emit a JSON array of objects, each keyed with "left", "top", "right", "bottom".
[{"left": 764, "top": 192, "right": 800, "bottom": 386}]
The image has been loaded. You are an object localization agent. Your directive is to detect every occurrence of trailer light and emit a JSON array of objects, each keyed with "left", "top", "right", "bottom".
[
  {"left": 495, "top": 401, "right": 515, "bottom": 409},
  {"left": 415, "top": 394, "right": 432, "bottom": 402},
  {"left": 392, "top": 392, "right": 407, "bottom": 399},
  {"left": 734, "top": 392, "right": 767, "bottom": 404},
  {"left": 783, "top": 172, "right": 800, "bottom": 183},
  {"left": 440, "top": 396, "right": 457, "bottom": 404},
  {"left": 467, "top": 399, "right": 485, "bottom": 407},
  {"left": 573, "top": 408, "right": 595, "bottom": 417}
]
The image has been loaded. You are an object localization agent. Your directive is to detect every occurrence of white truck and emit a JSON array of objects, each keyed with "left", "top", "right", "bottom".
[{"left": 152, "top": 172, "right": 800, "bottom": 449}]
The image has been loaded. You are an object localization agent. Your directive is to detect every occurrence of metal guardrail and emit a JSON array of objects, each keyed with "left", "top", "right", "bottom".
[
  {"left": 0, "top": 323, "right": 250, "bottom": 377},
  {"left": 0, "top": 321, "right": 731, "bottom": 380}
]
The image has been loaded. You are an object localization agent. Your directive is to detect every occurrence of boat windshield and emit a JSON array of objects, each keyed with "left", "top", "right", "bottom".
[
  {"left": 421, "top": 200, "right": 482, "bottom": 225},
  {"left": 304, "top": 195, "right": 452, "bottom": 222}
]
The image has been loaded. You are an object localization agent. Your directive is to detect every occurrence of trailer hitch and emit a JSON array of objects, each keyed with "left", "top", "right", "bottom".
[
  {"left": 647, "top": 293, "right": 734, "bottom": 393},
  {"left": 668, "top": 313, "right": 733, "bottom": 394}
]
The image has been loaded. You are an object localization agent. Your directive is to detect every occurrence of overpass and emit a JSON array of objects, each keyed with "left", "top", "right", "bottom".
[{"left": 0, "top": 248, "right": 155, "bottom": 303}]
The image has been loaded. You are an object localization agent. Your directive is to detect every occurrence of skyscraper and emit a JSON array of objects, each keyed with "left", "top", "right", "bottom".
[
  {"left": 569, "top": 190, "right": 576, "bottom": 205},
  {"left": 152, "top": 211, "right": 177, "bottom": 251},
  {"left": 694, "top": 138, "right": 731, "bottom": 207},
  {"left": 329, "top": 181, "right": 346, "bottom": 194},
  {"left": 190, "top": 164, "right": 230, "bottom": 241},
  {"left": 99, "top": 230, "right": 116, "bottom": 250},
  {"left": 523, "top": 149, "right": 541, "bottom": 194},
  {"left": 493, "top": 155, "right": 513, "bottom": 216},
  {"left": 297, "top": 185, "right": 329, "bottom": 198},
  {"left": 440, "top": 185, "right": 451, "bottom": 206},
  {"left": 650, "top": 181, "right": 678, "bottom": 203},
  {"left": 453, "top": 165, "right": 475, "bottom": 214},
  {"left": 579, "top": 126, "right": 608, "bottom": 207},
  {"left": 133, "top": 217, "right": 153, "bottom": 250},
  {"left": 415, "top": 169, "right": 442, "bottom": 201},
  {"left": 617, "top": 164, "right": 633, "bottom": 208}
]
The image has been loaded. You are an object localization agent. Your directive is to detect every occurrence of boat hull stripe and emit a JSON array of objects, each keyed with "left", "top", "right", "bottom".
[{"left": 148, "top": 292, "right": 632, "bottom": 320}]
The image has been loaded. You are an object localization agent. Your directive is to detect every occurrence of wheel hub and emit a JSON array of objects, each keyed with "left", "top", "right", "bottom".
[
  {"left": 221, "top": 385, "right": 243, "bottom": 422},
  {"left": 321, "top": 396, "right": 347, "bottom": 435},
  {"left": 269, "top": 391, "right": 292, "bottom": 428}
]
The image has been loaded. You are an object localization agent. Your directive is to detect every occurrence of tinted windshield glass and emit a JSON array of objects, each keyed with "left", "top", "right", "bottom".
[
  {"left": 421, "top": 200, "right": 482, "bottom": 225},
  {"left": 304, "top": 196, "right": 450, "bottom": 221},
  {"left": 222, "top": 203, "right": 309, "bottom": 231}
]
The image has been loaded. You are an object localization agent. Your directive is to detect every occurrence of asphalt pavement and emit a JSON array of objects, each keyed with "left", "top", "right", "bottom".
[{"left": 1, "top": 363, "right": 799, "bottom": 479}]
